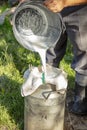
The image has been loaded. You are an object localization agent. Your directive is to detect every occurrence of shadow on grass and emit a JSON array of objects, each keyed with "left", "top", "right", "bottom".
[
  {"left": 67, "top": 75, "right": 75, "bottom": 89},
  {"left": 0, "top": 74, "right": 24, "bottom": 130}
]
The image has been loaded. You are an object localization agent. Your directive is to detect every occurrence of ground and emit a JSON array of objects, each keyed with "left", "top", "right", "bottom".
[{"left": 64, "top": 89, "right": 87, "bottom": 130}]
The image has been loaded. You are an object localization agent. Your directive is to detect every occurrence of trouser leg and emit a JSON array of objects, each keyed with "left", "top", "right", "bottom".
[
  {"left": 46, "top": 29, "right": 67, "bottom": 67},
  {"left": 62, "top": 6, "right": 87, "bottom": 115},
  {"left": 62, "top": 6, "right": 87, "bottom": 86}
]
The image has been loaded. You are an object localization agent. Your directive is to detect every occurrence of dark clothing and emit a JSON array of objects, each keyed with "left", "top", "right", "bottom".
[
  {"left": 61, "top": 4, "right": 87, "bottom": 16},
  {"left": 8, "top": 0, "right": 19, "bottom": 6},
  {"left": 46, "top": 5, "right": 87, "bottom": 86}
]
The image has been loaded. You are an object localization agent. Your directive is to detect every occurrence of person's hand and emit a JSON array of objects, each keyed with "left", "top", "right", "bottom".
[
  {"left": 44, "top": 0, "right": 87, "bottom": 12},
  {"left": 19, "top": 0, "right": 26, "bottom": 3},
  {"left": 44, "top": 0, "right": 65, "bottom": 13}
]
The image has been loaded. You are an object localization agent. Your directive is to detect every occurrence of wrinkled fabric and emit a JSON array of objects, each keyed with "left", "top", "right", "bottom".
[{"left": 21, "top": 65, "right": 67, "bottom": 97}]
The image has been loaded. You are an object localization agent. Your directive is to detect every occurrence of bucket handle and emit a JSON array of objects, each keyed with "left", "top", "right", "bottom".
[{"left": 42, "top": 89, "right": 66, "bottom": 100}]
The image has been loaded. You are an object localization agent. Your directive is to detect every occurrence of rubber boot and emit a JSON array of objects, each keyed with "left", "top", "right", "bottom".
[{"left": 68, "top": 82, "right": 87, "bottom": 115}]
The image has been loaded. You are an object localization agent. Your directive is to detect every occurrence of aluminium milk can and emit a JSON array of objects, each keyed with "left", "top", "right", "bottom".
[{"left": 24, "top": 83, "right": 66, "bottom": 130}]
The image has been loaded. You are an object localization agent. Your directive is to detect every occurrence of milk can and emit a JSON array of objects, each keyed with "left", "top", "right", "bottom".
[{"left": 24, "top": 84, "right": 66, "bottom": 130}]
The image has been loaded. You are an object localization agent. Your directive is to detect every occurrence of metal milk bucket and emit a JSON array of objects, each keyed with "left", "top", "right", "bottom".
[
  {"left": 12, "top": 0, "right": 63, "bottom": 51},
  {"left": 24, "top": 84, "right": 66, "bottom": 130}
]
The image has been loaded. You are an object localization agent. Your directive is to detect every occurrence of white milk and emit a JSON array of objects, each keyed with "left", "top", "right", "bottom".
[{"left": 34, "top": 47, "right": 47, "bottom": 81}]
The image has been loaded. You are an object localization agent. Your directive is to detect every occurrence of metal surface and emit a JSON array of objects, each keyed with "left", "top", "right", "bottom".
[
  {"left": 12, "top": 0, "right": 63, "bottom": 51},
  {"left": 24, "top": 84, "right": 66, "bottom": 130}
]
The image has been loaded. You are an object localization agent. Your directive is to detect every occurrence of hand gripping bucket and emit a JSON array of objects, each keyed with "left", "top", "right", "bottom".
[{"left": 12, "top": 0, "right": 64, "bottom": 51}]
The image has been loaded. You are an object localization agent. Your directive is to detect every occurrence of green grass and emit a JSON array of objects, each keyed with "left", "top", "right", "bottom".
[
  {"left": 60, "top": 39, "right": 75, "bottom": 88},
  {"left": 0, "top": 2, "right": 75, "bottom": 130}
]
